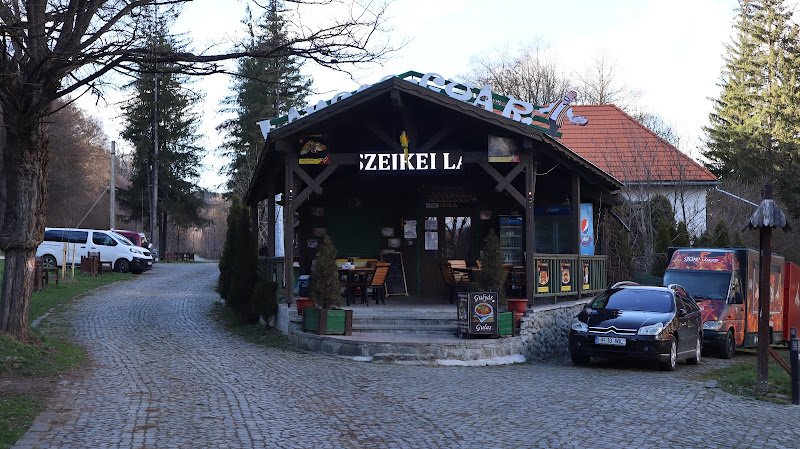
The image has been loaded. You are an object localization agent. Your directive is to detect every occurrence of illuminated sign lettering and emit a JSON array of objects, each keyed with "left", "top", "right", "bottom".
[{"left": 359, "top": 152, "right": 463, "bottom": 171}]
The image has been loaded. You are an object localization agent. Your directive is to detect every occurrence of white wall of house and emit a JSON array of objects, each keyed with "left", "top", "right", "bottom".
[{"left": 622, "top": 184, "right": 712, "bottom": 236}]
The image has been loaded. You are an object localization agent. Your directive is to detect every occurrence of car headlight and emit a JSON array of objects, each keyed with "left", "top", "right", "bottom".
[
  {"left": 637, "top": 322, "right": 664, "bottom": 336},
  {"left": 129, "top": 248, "right": 142, "bottom": 255},
  {"left": 571, "top": 318, "right": 588, "bottom": 333},
  {"left": 703, "top": 320, "right": 723, "bottom": 331}
]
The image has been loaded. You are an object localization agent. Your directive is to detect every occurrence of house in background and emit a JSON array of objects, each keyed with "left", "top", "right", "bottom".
[{"left": 558, "top": 105, "right": 719, "bottom": 236}]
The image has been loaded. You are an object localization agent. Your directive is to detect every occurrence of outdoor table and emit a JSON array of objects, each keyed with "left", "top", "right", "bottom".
[
  {"left": 337, "top": 267, "right": 374, "bottom": 305},
  {"left": 451, "top": 266, "right": 481, "bottom": 283}
]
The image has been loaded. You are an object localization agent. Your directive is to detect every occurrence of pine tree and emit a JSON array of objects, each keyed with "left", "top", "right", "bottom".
[
  {"left": 219, "top": 0, "right": 312, "bottom": 198},
  {"left": 218, "top": 201, "right": 240, "bottom": 301},
  {"left": 704, "top": 0, "right": 800, "bottom": 217},
  {"left": 674, "top": 222, "right": 691, "bottom": 247},
  {"left": 228, "top": 206, "right": 258, "bottom": 319},
  {"left": 310, "top": 235, "right": 341, "bottom": 309},
  {"left": 118, "top": 12, "right": 206, "bottom": 254},
  {"left": 479, "top": 230, "right": 506, "bottom": 306},
  {"left": 712, "top": 222, "right": 732, "bottom": 247}
]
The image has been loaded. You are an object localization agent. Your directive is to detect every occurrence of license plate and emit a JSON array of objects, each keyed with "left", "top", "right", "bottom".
[{"left": 595, "top": 336, "right": 626, "bottom": 346}]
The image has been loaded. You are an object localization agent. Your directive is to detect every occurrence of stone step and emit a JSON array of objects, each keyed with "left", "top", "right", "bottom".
[
  {"left": 352, "top": 323, "right": 457, "bottom": 335},
  {"left": 352, "top": 317, "right": 457, "bottom": 326}
]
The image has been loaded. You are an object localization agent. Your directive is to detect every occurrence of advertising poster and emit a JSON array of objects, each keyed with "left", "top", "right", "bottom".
[
  {"left": 537, "top": 260, "right": 550, "bottom": 293},
  {"left": 560, "top": 260, "right": 572, "bottom": 292},
  {"left": 298, "top": 134, "right": 330, "bottom": 165},
  {"left": 579, "top": 203, "right": 594, "bottom": 256},
  {"left": 582, "top": 261, "right": 590, "bottom": 291},
  {"left": 487, "top": 135, "right": 520, "bottom": 163}
]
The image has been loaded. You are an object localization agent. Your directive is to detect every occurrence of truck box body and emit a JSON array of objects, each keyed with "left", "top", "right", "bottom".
[
  {"left": 784, "top": 262, "right": 800, "bottom": 341},
  {"left": 664, "top": 248, "right": 785, "bottom": 352}
]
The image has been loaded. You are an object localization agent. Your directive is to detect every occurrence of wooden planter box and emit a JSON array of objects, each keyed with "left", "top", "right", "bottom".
[
  {"left": 498, "top": 311, "right": 514, "bottom": 336},
  {"left": 303, "top": 308, "right": 353, "bottom": 335}
]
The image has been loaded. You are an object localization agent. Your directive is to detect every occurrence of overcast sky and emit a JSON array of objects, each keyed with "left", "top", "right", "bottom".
[{"left": 83, "top": 0, "right": 748, "bottom": 191}]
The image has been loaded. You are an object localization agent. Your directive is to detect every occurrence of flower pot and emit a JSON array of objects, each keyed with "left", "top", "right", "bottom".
[
  {"left": 303, "top": 308, "right": 353, "bottom": 335},
  {"left": 507, "top": 298, "right": 528, "bottom": 314},
  {"left": 295, "top": 297, "right": 313, "bottom": 315},
  {"left": 498, "top": 311, "right": 514, "bottom": 336}
]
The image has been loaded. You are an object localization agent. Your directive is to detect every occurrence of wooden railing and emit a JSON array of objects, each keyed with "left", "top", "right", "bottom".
[{"left": 531, "top": 254, "right": 606, "bottom": 301}]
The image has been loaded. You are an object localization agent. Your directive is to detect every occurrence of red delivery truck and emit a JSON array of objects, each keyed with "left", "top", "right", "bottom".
[
  {"left": 663, "top": 248, "right": 792, "bottom": 358},
  {"left": 784, "top": 262, "right": 800, "bottom": 341}
]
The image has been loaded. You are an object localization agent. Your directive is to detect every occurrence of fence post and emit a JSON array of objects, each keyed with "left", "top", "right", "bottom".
[{"left": 791, "top": 327, "right": 799, "bottom": 405}]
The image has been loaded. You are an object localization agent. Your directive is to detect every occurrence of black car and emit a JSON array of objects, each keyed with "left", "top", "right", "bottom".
[{"left": 568, "top": 283, "right": 703, "bottom": 371}]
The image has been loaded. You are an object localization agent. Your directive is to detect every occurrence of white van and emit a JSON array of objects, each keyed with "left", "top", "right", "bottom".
[{"left": 36, "top": 228, "right": 154, "bottom": 274}]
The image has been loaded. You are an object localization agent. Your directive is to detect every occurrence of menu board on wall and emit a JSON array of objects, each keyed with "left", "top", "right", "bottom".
[
  {"left": 537, "top": 260, "right": 550, "bottom": 293},
  {"left": 560, "top": 261, "right": 572, "bottom": 292},
  {"left": 380, "top": 251, "right": 408, "bottom": 296}
]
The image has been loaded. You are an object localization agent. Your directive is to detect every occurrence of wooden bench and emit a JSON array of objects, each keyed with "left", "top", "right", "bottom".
[{"left": 33, "top": 257, "right": 59, "bottom": 291}]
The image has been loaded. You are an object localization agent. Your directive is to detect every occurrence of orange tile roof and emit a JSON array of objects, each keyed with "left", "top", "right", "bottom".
[{"left": 558, "top": 105, "right": 718, "bottom": 184}]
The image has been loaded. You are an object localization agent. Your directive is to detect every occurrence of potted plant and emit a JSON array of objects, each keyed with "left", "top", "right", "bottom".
[
  {"left": 304, "top": 235, "right": 352, "bottom": 335},
  {"left": 479, "top": 229, "right": 515, "bottom": 336}
]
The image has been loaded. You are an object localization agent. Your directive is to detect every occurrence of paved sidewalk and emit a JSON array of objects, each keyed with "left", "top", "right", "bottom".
[{"left": 15, "top": 263, "right": 800, "bottom": 449}]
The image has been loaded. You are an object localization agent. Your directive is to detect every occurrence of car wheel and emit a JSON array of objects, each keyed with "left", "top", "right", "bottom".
[
  {"left": 571, "top": 352, "right": 590, "bottom": 366},
  {"left": 114, "top": 258, "right": 130, "bottom": 273},
  {"left": 686, "top": 334, "right": 702, "bottom": 365},
  {"left": 42, "top": 254, "right": 57, "bottom": 269},
  {"left": 661, "top": 337, "right": 677, "bottom": 371},
  {"left": 721, "top": 329, "right": 735, "bottom": 359}
]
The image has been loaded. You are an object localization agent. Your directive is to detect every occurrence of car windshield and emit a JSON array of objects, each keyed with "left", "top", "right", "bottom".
[
  {"left": 663, "top": 271, "right": 730, "bottom": 300},
  {"left": 590, "top": 288, "right": 674, "bottom": 313},
  {"left": 110, "top": 232, "right": 135, "bottom": 246}
]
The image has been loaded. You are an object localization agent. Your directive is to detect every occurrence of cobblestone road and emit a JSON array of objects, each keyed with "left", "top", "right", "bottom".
[{"left": 15, "top": 263, "right": 800, "bottom": 449}]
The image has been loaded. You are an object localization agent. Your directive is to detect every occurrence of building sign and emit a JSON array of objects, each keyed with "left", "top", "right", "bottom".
[
  {"left": 359, "top": 152, "right": 463, "bottom": 171},
  {"left": 256, "top": 70, "right": 584, "bottom": 140},
  {"left": 579, "top": 203, "right": 594, "bottom": 256}
]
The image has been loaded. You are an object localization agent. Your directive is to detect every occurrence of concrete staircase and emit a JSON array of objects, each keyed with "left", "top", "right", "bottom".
[
  {"left": 280, "top": 304, "right": 525, "bottom": 364},
  {"left": 350, "top": 309, "right": 458, "bottom": 335}
]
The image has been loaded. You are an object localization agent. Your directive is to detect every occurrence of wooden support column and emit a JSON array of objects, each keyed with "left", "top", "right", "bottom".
[
  {"left": 283, "top": 153, "right": 295, "bottom": 305},
  {"left": 571, "top": 173, "right": 581, "bottom": 298},
  {"left": 267, "top": 184, "right": 275, "bottom": 258},
  {"left": 525, "top": 153, "right": 537, "bottom": 303}
]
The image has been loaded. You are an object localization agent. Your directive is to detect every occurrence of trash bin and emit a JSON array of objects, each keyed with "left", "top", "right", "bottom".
[{"left": 293, "top": 274, "right": 311, "bottom": 297}]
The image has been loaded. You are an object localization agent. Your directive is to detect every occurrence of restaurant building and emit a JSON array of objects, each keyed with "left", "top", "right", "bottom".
[{"left": 244, "top": 71, "right": 622, "bottom": 304}]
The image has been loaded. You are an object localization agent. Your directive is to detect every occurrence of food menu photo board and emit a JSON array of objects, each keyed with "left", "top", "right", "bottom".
[
  {"left": 582, "top": 261, "right": 590, "bottom": 290},
  {"left": 463, "top": 292, "right": 498, "bottom": 336},
  {"left": 560, "top": 260, "right": 572, "bottom": 292},
  {"left": 537, "top": 260, "right": 550, "bottom": 293}
]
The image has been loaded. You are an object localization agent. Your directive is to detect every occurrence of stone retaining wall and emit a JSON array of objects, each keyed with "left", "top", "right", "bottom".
[{"left": 519, "top": 300, "right": 590, "bottom": 361}]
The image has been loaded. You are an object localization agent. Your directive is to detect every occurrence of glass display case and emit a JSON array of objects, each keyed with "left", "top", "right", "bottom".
[{"left": 498, "top": 215, "right": 524, "bottom": 265}]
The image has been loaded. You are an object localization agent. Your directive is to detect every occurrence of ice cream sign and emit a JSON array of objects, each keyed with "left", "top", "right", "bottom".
[{"left": 256, "top": 70, "right": 587, "bottom": 140}]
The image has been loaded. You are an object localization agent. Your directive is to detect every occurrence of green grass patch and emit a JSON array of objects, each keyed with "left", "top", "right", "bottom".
[
  {"left": 210, "top": 302, "right": 295, "bottom": 351},
  {"left": 0, "top": 259, "right": 135, "bottom": 448},
  {"left": 0, "top": 394, "right": 43, "bottom": 449},
  {"left": 701, "top": 348, "right": 793, "bottom": 404}
]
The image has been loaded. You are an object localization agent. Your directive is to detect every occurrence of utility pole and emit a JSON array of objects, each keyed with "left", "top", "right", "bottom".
[
  {"left": 150, "top": 4, "right": 160, "bottom": 258},
  {"left": 110, "top": 141, "right": 116, "bottom": 229}
]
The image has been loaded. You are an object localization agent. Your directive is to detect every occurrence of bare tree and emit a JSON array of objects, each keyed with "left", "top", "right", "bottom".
[
  {"left": 464, "top": 40, "right": 572, "bottom": 105},
  {"left": 46, "top": 101, "right": 111, "bottom": 229},
  {"left": 575, "top": 53, "right": 641, "bottom": 111},
  {"left": 0, "top": 0, "right": 393, "bottom": 341}
]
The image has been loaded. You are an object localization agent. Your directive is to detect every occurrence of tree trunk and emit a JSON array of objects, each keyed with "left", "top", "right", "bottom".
[
  {"left": 0, "top": 110, "right": 50, "bottom": 341},
  {"left": 0, "top": 249, "right": 36, "bottom": 341}
]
